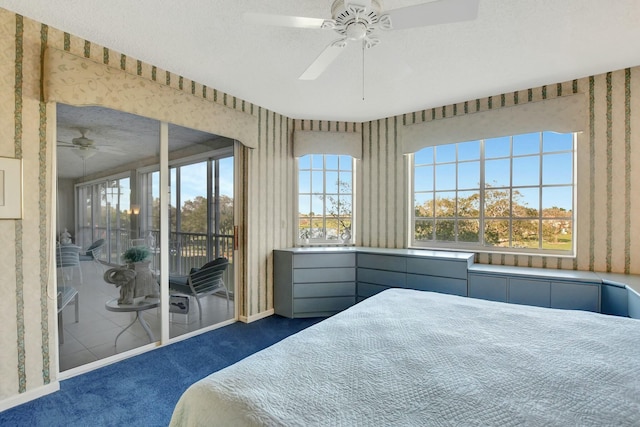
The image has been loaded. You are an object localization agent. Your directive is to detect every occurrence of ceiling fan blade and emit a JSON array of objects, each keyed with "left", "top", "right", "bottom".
[
  {"left": 385, "top": 0, "right": 479, "bottom": 30},
  {"left": 244, "top": 12, "right": 327, "bottom": 29},
  {"left": 299, "top": 43, "right": 346, "bottom": 80}
]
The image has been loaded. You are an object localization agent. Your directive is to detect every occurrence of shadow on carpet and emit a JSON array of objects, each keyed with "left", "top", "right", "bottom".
[{"left": 0, "top": 315, "right": 322, "bottom": 427}]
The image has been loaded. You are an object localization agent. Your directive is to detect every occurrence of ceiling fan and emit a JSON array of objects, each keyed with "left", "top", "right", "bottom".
[
  {"left": 245, "top": 0, "right": 480, "bottom": 80},
  {"left": 57, "top": 129, "right": 125, "bottom": 160}
]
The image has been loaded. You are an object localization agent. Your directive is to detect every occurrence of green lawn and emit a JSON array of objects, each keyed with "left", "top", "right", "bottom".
[{"left": 542, "top": 234, "right": 573, "bottom": 251}]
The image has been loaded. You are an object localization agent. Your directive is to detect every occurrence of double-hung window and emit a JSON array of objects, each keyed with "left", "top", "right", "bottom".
[
  {"left": 412, "top": 131, "right": 575, "bottom": 255},
  {"left": 298, "top": 154, "right": 354, "bottom": 244}
]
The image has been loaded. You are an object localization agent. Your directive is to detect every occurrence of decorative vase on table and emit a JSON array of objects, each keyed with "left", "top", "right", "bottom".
[
  {"left": 340, "top": 228, "right": 351, "bottom": 244},
  {"left": 103, "top": 246, "right": 159, "bottom": 304},
  {"left": 60, "top": 228, "right": 72, "bottom": 245},
  {"left": 128, "top": 260, "right": 159, "bottom": 300},
  {"left": 103, "top": 268, "right": 137, "bottom": 304}
]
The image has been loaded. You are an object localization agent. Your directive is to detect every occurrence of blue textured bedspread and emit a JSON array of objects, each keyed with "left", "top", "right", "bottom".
[{"left": 171, "top": 289, "right": 640, "bottom": 426}]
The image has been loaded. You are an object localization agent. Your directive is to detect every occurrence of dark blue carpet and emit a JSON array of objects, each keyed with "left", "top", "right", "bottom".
[{"left": 0, "top": 315, "right": 322, "bottom": 427}]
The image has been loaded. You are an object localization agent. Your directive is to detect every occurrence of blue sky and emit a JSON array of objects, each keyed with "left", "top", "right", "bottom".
[
  {"left": 414, "top": 132, "right": 574, "bottom": 212},
  {"left": 152, "top": 157, "right": 234, "bottom": 205}
]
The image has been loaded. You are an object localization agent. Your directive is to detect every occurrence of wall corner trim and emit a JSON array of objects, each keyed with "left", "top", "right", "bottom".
[
  {"left": 239, "top": 309, "right": 275, "bottom": 324},
  {"left": 0, "top": 382, "right": 60, "bottom": 412}
]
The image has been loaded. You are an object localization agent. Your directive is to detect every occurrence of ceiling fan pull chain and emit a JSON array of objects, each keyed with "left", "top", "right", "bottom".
[{"left": 362, "top": 40, "right": 365, "bottom": 101}]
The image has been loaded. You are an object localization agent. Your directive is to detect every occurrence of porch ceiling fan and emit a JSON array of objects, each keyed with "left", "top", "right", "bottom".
[
  {"left": 245, "top": 0, "right": 480, "bottom": 80},
  {"left": 57, "top": 129, "right": 125, "bottom": 159}
]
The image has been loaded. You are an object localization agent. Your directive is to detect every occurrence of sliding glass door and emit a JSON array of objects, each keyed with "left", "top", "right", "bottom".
[
  {"left": 56, "top": 104, "right": 235, "bottom": 372},
  {"left": 165, "top": 126, "right": 235, "bottom": 337}
]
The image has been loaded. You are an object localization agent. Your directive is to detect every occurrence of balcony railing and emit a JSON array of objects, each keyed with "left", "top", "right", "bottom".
[
  {"left": 163, "top": 230, "right": 234, "bottom": 275},
  {"left": 79, "top": 227, "right": 234, "bottom": 275}
]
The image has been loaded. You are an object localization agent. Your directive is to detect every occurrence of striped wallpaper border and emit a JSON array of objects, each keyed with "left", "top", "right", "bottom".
[
  {"left": 256, "top": 106, "right": 263, "bottom": 314},
  {"left": 14, "top": 13, "right": 26, "bottom": 394},
  {"left": 589, "top": 76, "right": 596, "bottom": 272},
  {"left": 39, "top": 22, "right": 51, "bottom": 385},
  {"left": 624, "top": 68, "right": 631, "bottom": 274},
  {"left": 605, "top": 72, "right": 613, "bottom": 272}
]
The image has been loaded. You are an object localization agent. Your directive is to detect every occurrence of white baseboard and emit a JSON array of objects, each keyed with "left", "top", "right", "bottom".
[
  {"left": 0, "top": 382, "right": 60, "bottom": 412},
  {"left": 239, "top": 308, "right": 274, "bottom": 323}
]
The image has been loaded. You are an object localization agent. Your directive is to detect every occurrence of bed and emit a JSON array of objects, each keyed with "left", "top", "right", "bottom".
[{"left": 170, "top": 289, "right": 640, "bottom": 426}]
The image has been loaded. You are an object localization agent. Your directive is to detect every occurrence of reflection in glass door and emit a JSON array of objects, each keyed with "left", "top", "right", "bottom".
[
  {"left": 56, "top": 104, "right": 235, "bottom": 373},
  {"left": 164, "top": 136, "right": 235, "bottom": 337},
  {"left": 56, "top": 104, "right": 162, "bottom": 372}
]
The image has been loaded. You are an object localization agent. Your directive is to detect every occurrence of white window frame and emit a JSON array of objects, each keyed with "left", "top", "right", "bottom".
[
  {"left": 296, "top": 154, "right": 356, "bottom": 245},
  {"left": 410, "top": 132, "right": 576, "bottom": 256}
]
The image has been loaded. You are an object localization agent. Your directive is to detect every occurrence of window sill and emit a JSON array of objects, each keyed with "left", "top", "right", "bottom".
[
  {"left": 408, "top": 244, "right": 576, "bottom": 258},
  {"left": 296, "top": 241, "right": 354, "bottom": 248}
]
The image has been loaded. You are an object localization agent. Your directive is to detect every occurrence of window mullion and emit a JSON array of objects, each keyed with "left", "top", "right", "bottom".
[
  {"left": 432, "top": 151, "right": 436, "bottom": 241},
  {"left": 322, "top": 156, "right": 327, "bottom": 240},
  {"left": 454, "top": 144, "right": 459, "bottom": 243},
  {"left": 508, "top": 136, "right": 513, "bottom": 248},
  {"left": 538, "top": 132, "right": 544, "bottom": 250},
  {"left": 479, "top": 139, "right": 485, "bottom": 247}
]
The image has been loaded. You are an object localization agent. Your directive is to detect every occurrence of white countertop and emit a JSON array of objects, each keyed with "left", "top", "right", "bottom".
[{"left": 277, "top": 246, "right": 475, "bottom": 261}]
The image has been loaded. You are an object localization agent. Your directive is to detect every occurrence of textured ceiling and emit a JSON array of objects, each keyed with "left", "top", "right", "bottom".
[
  {"left": 2, "top": 0, "right": 640, "bottom": 122},
  {"left": 56, "top": 105, "right": 231, "bottom": 179}
]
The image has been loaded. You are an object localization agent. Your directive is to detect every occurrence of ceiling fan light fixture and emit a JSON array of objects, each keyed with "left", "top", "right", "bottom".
[
  {"left": 73, "top": 148, "right": 97, "bottom": 160},
  {"left": 346, "top": 22, "right": 368, "bottom": 40}
]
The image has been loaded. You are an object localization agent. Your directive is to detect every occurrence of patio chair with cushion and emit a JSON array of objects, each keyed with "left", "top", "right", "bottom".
[
  {"left": 56, "top": 244, "right": 82, "bottom": 284},
  {"left": 79, "top": 238, "right": 105, "bottom": 273},
  {"left": 168, "top": 258, "right": 230, "bottom": 321}
]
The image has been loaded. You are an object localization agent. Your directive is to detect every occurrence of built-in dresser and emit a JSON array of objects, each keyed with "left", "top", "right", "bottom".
[
  {"left": 467, "top": 264, "right": 602, "bottom": 312},
  {"left": 273, "top": 247, "right": 640, "bottom": 320},
  {"left": 274, "top": 247, "right": 473, "bottom": 318},
  {"left": 355, "top": 248, "right": 473, "bottom": 300},
  {"left": 274, "top": 248, "right": 357, "bottom": 318}
]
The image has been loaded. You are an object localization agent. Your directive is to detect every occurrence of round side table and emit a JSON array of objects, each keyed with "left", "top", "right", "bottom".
[{"left": 105, "top": 297, "right": 160, "bottom": 346}]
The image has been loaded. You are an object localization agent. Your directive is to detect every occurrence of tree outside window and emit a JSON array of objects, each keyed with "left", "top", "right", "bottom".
[
  {"left": 298, "top": 154, "right": 353, "bottom": 243},
  {"left": 413, "top": 132, "right": 574, "bottom": 254}
]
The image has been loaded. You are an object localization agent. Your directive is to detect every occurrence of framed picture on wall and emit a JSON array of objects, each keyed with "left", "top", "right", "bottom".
[{"left": 0, "top": 157, "right": 22, "bottom": 219}]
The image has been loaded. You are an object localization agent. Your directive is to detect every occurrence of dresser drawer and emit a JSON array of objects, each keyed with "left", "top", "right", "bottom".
[
  {"left": 406, "top": 274, "right": 467, "bottom": 296},
  {"left": 468, "top": 274, "right": 508, "bottom": 302},
  {"left": 293, "top": 253, "right": 356, "bottom": 269},
  {"left": 293, "top": 267, "right": 356, "bottom": 283},
  {"left": 357, "top": 253, "right": 406, "bottom": 272},
  {"left": 406, "top": 258, "right": 467, "bottom": 279},
  {"left": 294, "top": 282, "right": 355, "bottom": 298},
  {"left": 357, "top": 282, "right": 390, "bottom": 298},
  {"left": 550, "top": 281, "right": 599, "bottom": 312},
  {"left": 293, "top": 296, "right": 355, "bottom": 314},
  {"left": 357, "top": 268, "right": 405, "bottom": 287},
  {"left": 509, "top": 278, "right": 551, "bottom": 308}
]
